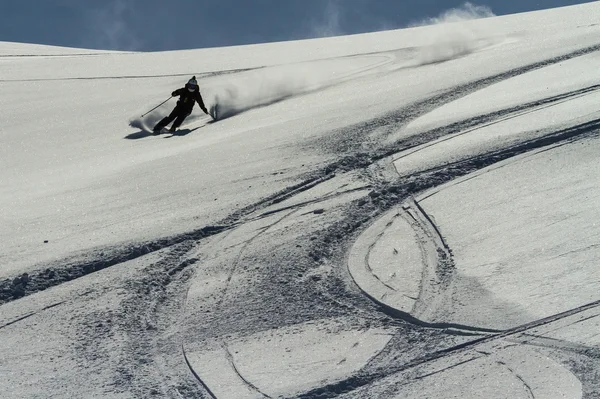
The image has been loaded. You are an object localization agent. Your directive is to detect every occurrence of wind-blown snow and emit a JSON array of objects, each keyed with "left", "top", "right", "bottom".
[
  {"left": 409, "top": 2, "right": 499, "bottom": 64},
  {"left": 410, "top": 2, "right": 495, "bottom": 27},
  {"left": 205, "top": 55, "right": 393, "bottom": 120},
  {"left": 3, "top": 2, "right": 600, "bottom": 398}
]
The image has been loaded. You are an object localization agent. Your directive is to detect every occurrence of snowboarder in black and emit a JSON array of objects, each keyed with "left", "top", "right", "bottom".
[{"left": 153, "top": 76, "right": 209, "bottom": 133}]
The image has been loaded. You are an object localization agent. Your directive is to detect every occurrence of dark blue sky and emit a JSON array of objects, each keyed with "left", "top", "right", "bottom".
[{"left": 0, "top": 0, "right": 594, "bottom": 51}]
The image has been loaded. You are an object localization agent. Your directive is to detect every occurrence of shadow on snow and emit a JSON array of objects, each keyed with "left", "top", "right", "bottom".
[{"left": 124, "top": 124, "right": 212, "bottom": 140}]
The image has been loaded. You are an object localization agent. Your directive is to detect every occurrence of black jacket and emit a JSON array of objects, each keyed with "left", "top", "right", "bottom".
[{"left": 172, "top": 87, "right": 207, "bottom": 113}]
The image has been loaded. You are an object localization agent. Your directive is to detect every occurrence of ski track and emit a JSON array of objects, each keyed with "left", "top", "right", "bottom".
[
  {"left": 214, "top": 208, "right": 298, "bottom": 312},
  {"left": 495, "top": 360, "right": 536, "bottom": 399},
  {"left": 392, "top": 82, "right": 600, "bottom": 174},
  {"left": 0, "top": 67, "right": 256, "bottom": 83},
  {"left": 316, "top": 43, "right": 600, "bottom": 157},
  {"left": 74, "top": 244, "right": 212, "bottom": 398},
  {"left": 0, "top": 300, "right": 66, "bottom": 330},
  {"left": 3, "top": 41, "right": 600, "bottom": 398},
  {"left": 222, "top": 342, "right": 273, "bottom": 399},
  {"left": 293, "top": 298, "right": 600, "bottom": 398}
]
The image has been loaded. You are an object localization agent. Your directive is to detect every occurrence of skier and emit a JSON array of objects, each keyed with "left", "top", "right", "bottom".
[{"left": 153, "top": 76, "right": 209, "bottom": 133}]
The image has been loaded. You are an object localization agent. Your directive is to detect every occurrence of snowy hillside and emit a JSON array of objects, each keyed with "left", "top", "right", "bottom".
[{"left": 2, "top": 3, "right": 600, "bottom": 398}]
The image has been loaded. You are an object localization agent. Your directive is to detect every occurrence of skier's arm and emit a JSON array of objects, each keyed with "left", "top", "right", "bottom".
[
  {"left": 172, "top": 88, "right": 184, "bottom": 97},
  {"left": 196, "top": 91, "right": 208, "bottom": 114}
]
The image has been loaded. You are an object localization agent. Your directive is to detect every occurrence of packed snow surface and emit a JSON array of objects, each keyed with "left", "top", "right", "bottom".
[{"left": 2, "top": 3, "right": 600, "bottom": 398}]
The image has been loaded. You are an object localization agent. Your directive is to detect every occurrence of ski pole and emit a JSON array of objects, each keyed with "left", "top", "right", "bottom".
[{"left": 140, "top": 96, "right": 171, "bottom": 118}]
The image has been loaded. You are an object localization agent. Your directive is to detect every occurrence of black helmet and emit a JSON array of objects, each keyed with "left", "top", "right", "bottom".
[{"left": 186, "top": 76, "right": 198, "bottom": 92}]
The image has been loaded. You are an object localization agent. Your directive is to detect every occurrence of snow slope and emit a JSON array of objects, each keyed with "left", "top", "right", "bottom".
[{"left": 2, "top": 3, "right": 600, "bottom": 398}]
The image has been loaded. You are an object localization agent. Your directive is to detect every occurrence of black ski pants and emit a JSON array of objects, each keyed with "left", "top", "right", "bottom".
[{"left": 154, "top": 106, "right": 191, "bottom": 131}]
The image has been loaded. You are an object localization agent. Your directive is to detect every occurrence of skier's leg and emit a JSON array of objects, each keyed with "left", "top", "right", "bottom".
[
  {"left": 170, "top": 111, "right": 189, "bottom": 132},
  {"left": 153, "top": 107, "right": 179, "bottom": 131}
]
